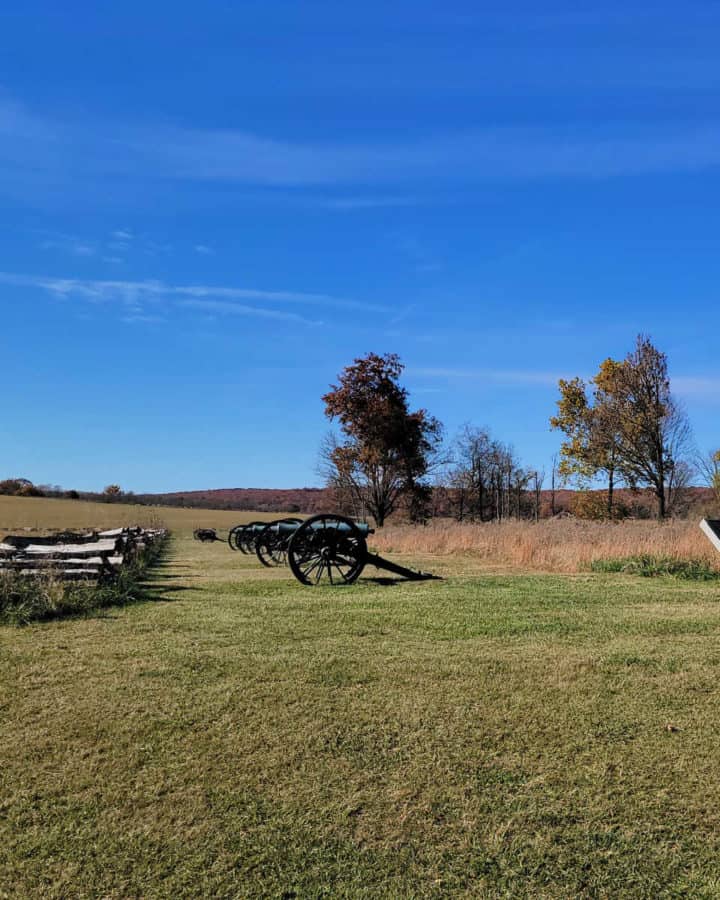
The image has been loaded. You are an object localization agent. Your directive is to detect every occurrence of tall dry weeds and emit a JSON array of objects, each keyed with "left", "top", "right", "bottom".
[{"left": 370, "top": 518, "right": 719, "bottom": 573}]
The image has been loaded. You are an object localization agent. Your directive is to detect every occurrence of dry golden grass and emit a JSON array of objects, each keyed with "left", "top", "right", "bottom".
[
  {"left": 372, "top": 518, "right": 719, "bottom": 573},
  {"left": 0, "top": 494, "right": 288, "bottom": 534}
]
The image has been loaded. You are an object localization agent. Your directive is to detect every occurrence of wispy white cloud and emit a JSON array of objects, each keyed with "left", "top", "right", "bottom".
[
  {"left": 107, "top": 240, "right": 130, "bottom": 252},
  {"left": 413, "top": 367, "right": 720, "bottom": 397},
  {"left": 386, "top": 305, "right": 416, "bottom": 327},
  {"left": 0, "top": 271, "right": 384, "bottom": 309},
  {"left": 0, "top": 270, "right": 384, "bottom": 327},
  {"left": 37, "top": 229, "right": 97, "bottom": 257},
  {"left": 4, "top": 96, "right": 720, "bottom": 191},
  {"left": 194, "top": 244, "right": 214, "bottom": 255},
  {"left": 410, "top": 367, "right": 565, "bottom": 386},
  {"left": 122, "top": 313, "right": 166, "bottom": 325},
  {"left": 673, "top": 376, "right": 720, "bottom": 399},
  {"left": 390, "top": 233, "right": 443, "bottom": 274},
  {"left": 143, "top": 240, "right": 172, "bottom": 255},
  {"left": 33, "top": 226, "right": 140, "bottom": 261},
  {"left": 135, "top": 122, "right": 720, "bottom": 184},
  {"left": 179, "top": 299, "right": 322, "bottom": 326},
  {"left": 154, "top": 280, "right": 387, "bottom": 312},
  {"left": 40, "top": 239, "right": 96, "bottom": 256},
  {"left": 318, "top": 195, "right": 421, "bottom": 210}
]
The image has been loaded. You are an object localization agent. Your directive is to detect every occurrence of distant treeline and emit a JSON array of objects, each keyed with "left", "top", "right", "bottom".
[
  {"left": 0, "top": 480, "right": 332, "bottom": 514},
  {"left": 1, "top": 478, "right": 715, "bottom": 522},
  {"left": 131, "top": 487, "right": 331, "bottom": 514}
]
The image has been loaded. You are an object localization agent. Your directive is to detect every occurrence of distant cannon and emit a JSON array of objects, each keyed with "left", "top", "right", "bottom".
[{"left": 193, "top": 528, "right": 220, "bottom": 543}]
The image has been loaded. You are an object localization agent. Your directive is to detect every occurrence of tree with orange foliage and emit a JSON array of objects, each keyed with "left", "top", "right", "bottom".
[
  {"left": 103, "top": 484, "right": 123, "bottom": 503},
  {"left": 321, "top": 353, "right": 442, "bottom": 526}
]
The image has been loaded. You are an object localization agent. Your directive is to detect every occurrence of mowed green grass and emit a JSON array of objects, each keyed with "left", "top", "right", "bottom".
[{"left": 3, "top": 533, "right": 720, "bottom": 898}]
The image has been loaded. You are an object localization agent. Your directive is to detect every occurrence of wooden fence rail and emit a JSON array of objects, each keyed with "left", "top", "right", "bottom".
[{"left": 0, "top": 526, "right": 168, "bottom": 581}]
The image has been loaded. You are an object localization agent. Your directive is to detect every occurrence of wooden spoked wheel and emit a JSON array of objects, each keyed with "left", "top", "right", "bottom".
[
  {"left": 238, "top": 521, "right": 265, "bottom": 555},
  {"left": 227, "top": 525, "right": 244, "bottom": 552},
  {"left": 287, "top": 514, "right": 367, "bottom": 585},
  {"left": 255, "top": 518, "right": 303, "bottom": 567}
]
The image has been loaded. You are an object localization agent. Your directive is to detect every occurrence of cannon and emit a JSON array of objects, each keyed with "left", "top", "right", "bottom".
[
  {"left": 193, "top": 527, "right": 220, "bottom": 542},
  {"left": 229, "top": 519, "right": 303, "bottom": 556},
  {"left": 254, "top": 518, "right": 304, "bottom": 567},
  {"left": 228, "top": 521, "right": 266, "bottom": 553},
  {"left": 254, "top": 513, "right": 439, "bottom": 586}
]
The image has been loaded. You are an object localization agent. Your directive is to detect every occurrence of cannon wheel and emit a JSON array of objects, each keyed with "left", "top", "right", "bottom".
[
  {"left": 256, "top": 518, "right": 303, "bottom": 567},
  {"left": 287, "top": 514, "right": 367, "bottom": 585},
  {"left": 238, "top": 521, "right": 266, "bottom": 555},
  {"left": 227, "top": 524, "right": 244, "bottom": 552}
]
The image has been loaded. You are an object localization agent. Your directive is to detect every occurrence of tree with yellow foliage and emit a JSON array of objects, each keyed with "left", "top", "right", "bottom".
[
  {"left": 550, "top": 370, "right": 622, "bottom": 518},
  {"left": 552, "top": 336, "right": 692, "bottom": 520}
]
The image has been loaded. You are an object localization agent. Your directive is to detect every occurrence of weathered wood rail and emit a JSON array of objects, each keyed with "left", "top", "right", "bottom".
[{"left": 0, "top": 526, "right": 168, "bottom": 581}]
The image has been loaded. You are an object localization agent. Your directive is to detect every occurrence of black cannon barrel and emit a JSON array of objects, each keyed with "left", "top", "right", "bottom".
[{"left": 273, "top": 520, "right": 374, "bottom": 537}]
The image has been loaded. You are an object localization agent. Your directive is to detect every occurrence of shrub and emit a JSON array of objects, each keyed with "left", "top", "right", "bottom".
[
  {"left": 0, "top": 478, "right": 44, "bottom": 497},
  {"left": 571, "top": 490, "right": 630, "bottom": 520},
  {"left": 18, "top": 483, "right": 45, "bottom": 497},
  {"left": 591, "top": 555, "right": 720, "bottom": 580},
  {"left": 0, "top": 573, "right": 97, "bottom": 624}
]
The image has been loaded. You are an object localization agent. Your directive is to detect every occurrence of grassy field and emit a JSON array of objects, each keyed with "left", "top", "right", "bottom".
[
  {"left": 0, "top": 494, "right": 286, "bottom": 533},
  {"left": 374, "top": 518, "right": 719, "bottom": 573},
  {"left": 3, "top": 516, "right": 720, "bottom": 897}
]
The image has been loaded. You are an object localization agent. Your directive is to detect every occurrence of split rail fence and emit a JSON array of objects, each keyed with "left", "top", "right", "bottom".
[{"left": 0, "top": 526, "right": 168, "bottom": 581}]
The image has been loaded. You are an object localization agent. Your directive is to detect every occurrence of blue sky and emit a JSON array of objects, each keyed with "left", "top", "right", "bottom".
[{"left": 1, "top": 1, "right": 717, "bottom": 492}]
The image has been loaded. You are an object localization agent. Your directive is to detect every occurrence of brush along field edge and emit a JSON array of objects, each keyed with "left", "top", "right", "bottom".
[{"left": 371, "top": 518, "right": 720, "bottom": 573}]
